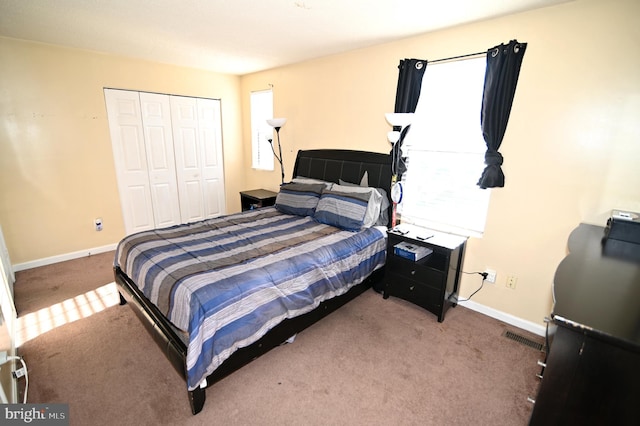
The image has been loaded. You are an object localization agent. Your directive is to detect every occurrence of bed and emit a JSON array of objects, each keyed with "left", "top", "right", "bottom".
[{"left": 113, "top": 149, "right": 393, "bottom": 415}]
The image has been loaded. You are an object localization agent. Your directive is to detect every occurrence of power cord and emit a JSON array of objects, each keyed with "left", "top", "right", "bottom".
[
  {"left": 0, "top": 354, "right": 29, "bottom": 404},
  {"left": 452, "top": 271, "right": 487, "bottom": 303}
]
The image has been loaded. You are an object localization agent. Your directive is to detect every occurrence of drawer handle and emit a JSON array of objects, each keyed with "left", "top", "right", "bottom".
[
  {"left": 527, "top": 397, "right": 536, "bottom": 404},
  {"left": 537, "top": 360, "right": 546, "bottom": 368},
  {"left": 409, "top": 286, "right": 415, "bottom": 291},
  {"left": 410, "top": 270, "right": 416, "bottom": 275}
]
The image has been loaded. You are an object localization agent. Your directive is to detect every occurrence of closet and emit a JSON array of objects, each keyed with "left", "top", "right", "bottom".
[{"left": 104, "top": 89, "right": 225, "bottom": 235}]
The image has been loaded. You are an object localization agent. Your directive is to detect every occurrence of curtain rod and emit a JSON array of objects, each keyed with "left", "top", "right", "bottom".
[{"left": 429, "top": 50, "right": 486, "bottom": 64}]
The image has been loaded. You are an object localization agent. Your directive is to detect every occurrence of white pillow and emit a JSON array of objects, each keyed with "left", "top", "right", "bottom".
[
  {"left": 339, "top": 177, "right": 390, "bottom": 227},
  {"left": 329, "top": 184, "right": 382, "bottom": 229}
]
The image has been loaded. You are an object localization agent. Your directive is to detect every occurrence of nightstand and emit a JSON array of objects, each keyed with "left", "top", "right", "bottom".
[
  {"left": 383, "top": 224, "right": 467, "bottom": 322},
  {"left": 240, "top": 189, "right": 278, "bottom": 211}
]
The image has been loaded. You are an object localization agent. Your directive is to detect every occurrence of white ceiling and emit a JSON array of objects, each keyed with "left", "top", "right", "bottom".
[{"left": 0, "top": 0, "right": 568, "bottom": 75}]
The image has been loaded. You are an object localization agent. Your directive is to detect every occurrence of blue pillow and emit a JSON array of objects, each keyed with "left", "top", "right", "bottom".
[
  {"left": 275, "top": 183, "right": 325, "bottom": 216},
  {"left": 313, "top": 189, "right": 370, "bottom": 231}
]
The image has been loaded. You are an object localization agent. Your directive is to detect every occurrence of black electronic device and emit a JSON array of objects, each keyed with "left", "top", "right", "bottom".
[{"left": 604, "top": 210, "right": 640, "bottom": 245}]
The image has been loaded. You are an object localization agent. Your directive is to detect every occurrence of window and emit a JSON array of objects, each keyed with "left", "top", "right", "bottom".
[
  {"left": 398, "top": 57, "right": 490, "bottom": 237},
  {"left": 250, "top": 89, "right": 274, "bottom": 170}
]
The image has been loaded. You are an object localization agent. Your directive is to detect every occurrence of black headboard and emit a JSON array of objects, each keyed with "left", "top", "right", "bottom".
[{"left": 292, "top": 149, "right": 393, "bottom": 226}]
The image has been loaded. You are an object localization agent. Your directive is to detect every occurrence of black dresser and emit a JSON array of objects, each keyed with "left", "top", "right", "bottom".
[{"left": 530, "top": 223, "right": 640, "bottom": 425}]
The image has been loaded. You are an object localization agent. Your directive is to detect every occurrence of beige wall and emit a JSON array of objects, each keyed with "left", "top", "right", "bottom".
[
  {"left": 241, "top": 0, "right": 640, "bottom": 325},
  {"left": 0, "top": 38, "right": 244, "bottom": 265}
]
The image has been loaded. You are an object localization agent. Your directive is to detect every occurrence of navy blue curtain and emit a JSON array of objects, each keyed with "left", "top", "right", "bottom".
[
  {"left": 477, "top": 40, "right": 527, "bottom": 189},
  {"left": 391, "top": 58, "right": 427, "bottom": 178}
]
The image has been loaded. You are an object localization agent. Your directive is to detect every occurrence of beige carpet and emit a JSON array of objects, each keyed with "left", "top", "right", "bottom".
[{"left": 14, "top": 252, "right": 542, "bottom": 425}]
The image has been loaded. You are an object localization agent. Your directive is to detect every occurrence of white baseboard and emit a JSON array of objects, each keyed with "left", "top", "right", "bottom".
[
  {"left": 458, "top": 299, "right": 547, "bottom": 337},
  {"left": 13, "top": 243, "right": 118, "bottom": 272}
]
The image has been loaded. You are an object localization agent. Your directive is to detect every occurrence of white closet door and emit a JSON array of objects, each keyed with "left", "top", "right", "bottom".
[
  {"left": 139, "top": 93, "right": 182, "bottom": 228},
  {"left": 170, "top": 96, "right": 225, "bottom": 223},
  {"left": 197, "top": 98, "right": 226, "bottom": 219},
  {"left": 104, "top": 89, "right": 155, "bottom": 234},
  {"left": 170, "top": 96, "right": 203, "bottom": 223},
  {"left": 106, "top": 89, "right": 226, "bottom": 235}
]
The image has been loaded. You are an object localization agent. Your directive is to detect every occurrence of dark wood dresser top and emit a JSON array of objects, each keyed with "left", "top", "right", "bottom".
[{"left": 553, "top": 223, "right": 640, "bottom": 351}]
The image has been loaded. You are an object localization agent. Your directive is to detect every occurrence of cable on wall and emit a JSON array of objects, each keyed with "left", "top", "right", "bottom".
[{"left": 451, "top": 271, "right": 487, "bottom": 303}]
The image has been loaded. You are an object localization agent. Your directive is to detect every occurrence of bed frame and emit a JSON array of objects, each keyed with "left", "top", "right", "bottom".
[{"left": 114, "top": 149, "right": 392, "bottom": 415}]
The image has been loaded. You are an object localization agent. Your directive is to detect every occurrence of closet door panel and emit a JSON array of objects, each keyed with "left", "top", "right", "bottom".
[
  {"left": 198, "top": 98, "right": 226, "bottom": 218},
  {"left": 171, "top": 96, "right": 206, "bottom": 223},
  {"left": 129, "top": 185, "right": 153, "bottom": 228},
  {"left": 139, "top": 93, "right": 182, "bottom": 228},
  {"left": 183, "top": 181, "right": 204, "bottom": 223},
  {"left": 104, "top": 89, "right": 155, "bottom": 234}
]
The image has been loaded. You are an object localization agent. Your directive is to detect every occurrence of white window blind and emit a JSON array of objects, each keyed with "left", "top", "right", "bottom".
[
  {"left": 399, "top": 56, "right": 490, "bottom": 237},
  {"left": 251, "top": 89, "right": 274, "bottom": 170}
]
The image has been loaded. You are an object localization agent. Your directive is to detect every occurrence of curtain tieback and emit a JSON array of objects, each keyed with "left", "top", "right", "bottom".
[{"left": 484, "top": 150, "right": 503, "bottom": 166}]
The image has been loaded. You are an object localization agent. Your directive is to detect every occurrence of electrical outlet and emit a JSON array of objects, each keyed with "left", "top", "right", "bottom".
[
  {"left": 485, "top": 269, "right": 496, "bottom": 283},
  {"left": 506, "top": 274, "right": 518, "bottom": 289}
]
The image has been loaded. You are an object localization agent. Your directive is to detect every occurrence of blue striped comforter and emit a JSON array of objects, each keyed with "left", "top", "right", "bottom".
[{"left": 115, "top": 207, "right": 386, "bottom": 390}]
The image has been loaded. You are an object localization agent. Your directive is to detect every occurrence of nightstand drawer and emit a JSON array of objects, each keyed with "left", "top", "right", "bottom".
[
  {"left": 387, "top": 256, "right": 445, "bottom": 287},
  {"left": 384, "top": 271, "right": 442, "bottom": 310}
]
